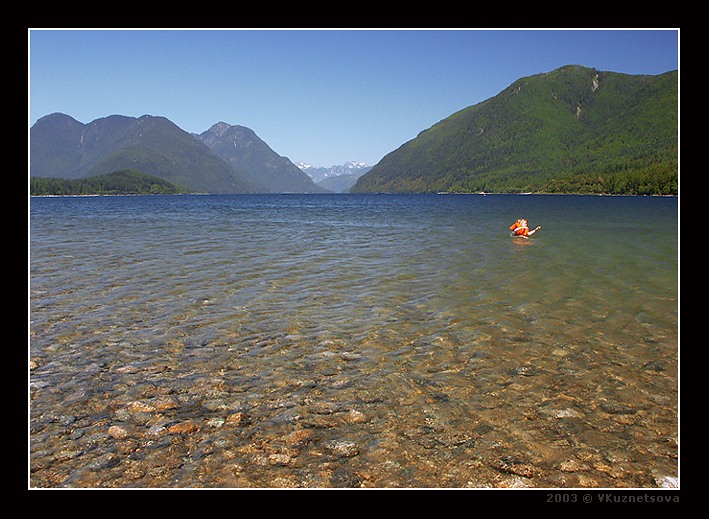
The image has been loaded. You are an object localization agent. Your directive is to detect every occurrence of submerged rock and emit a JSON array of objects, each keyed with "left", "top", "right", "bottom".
[
  {"left": 107, "top": 425, "right": 129, "bottom": 439},
  {"left": 492, "top": 455, "right": 540, "bottom": 478},
  {"left": 323, "top": 439, "right": 359, "bottom": 458},
  {"left": 656, "top": 475, "right": 678, "bottom": 488}
]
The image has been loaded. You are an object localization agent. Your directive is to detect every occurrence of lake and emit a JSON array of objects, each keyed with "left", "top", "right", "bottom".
[{"left": 29, "top": 193, "right": 679, "bottom": 488}]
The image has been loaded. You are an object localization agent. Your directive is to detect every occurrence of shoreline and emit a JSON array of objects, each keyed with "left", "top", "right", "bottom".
[{"left": 29, "top": 192, "right": 679, "bottom": 198}]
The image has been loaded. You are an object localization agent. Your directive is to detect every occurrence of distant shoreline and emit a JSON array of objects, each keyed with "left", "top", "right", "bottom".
[{"left": 29, "top": 192, "right": 678, "bottom": 198}]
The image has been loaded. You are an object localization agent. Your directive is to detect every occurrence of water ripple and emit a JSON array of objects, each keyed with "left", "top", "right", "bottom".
[{"left": 29, "top": 194, "right": 678, "bottom": 488}]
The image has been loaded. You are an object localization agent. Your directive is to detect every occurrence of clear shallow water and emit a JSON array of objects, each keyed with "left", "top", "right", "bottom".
[{"left": 29, "top": 194, "right": 678, "bottom": 488}]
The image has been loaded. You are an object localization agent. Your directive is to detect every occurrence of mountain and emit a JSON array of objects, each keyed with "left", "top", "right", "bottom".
[
  {"left": 297, "top": 161, "right": 372, "bottom": 192},
  {"left": 197, "top": 123, "right": 326, "bottom": 193},
  {"left": 297, "top": 161, "right": 371, "bottom": 183},
  {"left": 30, "top": 114, "right": 325, "bottom": 194},
  {"left": 30, "top": 113, "right": 254, "bottom": 193},
  {"left": 316, "top": 173, "right": 365, "bottom": 193},
  {"left": 351, "top": 65, "right": 678, "bottom": 195}
]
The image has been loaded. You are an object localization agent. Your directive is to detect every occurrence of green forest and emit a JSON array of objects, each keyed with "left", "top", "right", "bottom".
[
  {"left": 352, "top": 66, "right": 678, "bottom": 196},
  {"left": 30, "top": 170, "right": 187, "bottom": 196},
  {"left": 402, "top": 158, "right": 678, "bottom": 196}
]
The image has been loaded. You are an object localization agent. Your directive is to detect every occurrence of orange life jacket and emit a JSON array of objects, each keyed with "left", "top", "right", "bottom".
[{"left": 509, "top": 220, "right": 528, "bottom": 236}]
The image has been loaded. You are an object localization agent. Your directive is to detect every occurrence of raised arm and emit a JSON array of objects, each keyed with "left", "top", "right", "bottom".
[{"left": 528, "top": 226, "right": 541, "bottom": 236}]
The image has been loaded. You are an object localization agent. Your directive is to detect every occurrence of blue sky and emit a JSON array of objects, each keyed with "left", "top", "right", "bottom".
[{"left": 28, "top": 28, "right": 679, "bottom": 167}]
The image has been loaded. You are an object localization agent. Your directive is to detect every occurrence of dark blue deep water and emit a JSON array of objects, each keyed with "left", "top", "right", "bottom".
[{"left": 29, "top": 194, "right": 678, "bottom": 488}]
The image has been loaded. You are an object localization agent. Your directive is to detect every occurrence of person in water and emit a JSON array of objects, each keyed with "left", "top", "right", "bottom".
[{"left": 509, "top": 218, "right": 541, "bottom": 237}]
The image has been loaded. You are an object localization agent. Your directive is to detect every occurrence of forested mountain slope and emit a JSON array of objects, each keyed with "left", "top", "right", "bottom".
[{"left": 352, "top": 65, "right": 678, "bottom": 195}]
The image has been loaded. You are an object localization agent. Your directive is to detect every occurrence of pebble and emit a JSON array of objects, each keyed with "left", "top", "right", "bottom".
[
  {"left": 145, "top": 425, "right": 168, "bottom": 438},
  {"left": 226, "top": 412, "right": 250, "bottom": 426},
  {"left": 656, "top": 475, "right": 678, "bottom": 488},
  {"left": 107, "top": 425, "right": 129, "bottom": 439},
  {"left": 152, "top": 396, "right": 179, "bottom": 411},
  {"left": 559, "top": 459, "right": 590, "bottom": 472},
  {"left": 553, "top": 408, "right": 582, "bottom": 419},
  {"left": 323, "top": 439, "right": 359, "bottom": 458},
  {"left": 127, "top": 401, "right": 156, "bottom": 413},
  {"left": 308, "top": 402, "right": 344, "bottom": 414},
  {"left": 492, "top": 455, "right": 540, "bottom": 478},
  {"left": 282, "top": 429, "right": 317, "bottom": 446},
  {"left": 344, "top": 409, "right": 366, "bottom": 423},
  {"left": 206, "top": 418, "right": 226, "bottom": 428},
  {"left": 168, "top": 421, "right": 199, "bottom": 435},
  {"left": 600, "top": 402, "right": 637, "bottom": 415},
  {"left": 268, "top": 453, "right": 294, "bottom": 466}
]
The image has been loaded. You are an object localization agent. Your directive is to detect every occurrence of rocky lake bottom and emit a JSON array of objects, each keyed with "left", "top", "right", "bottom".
[{"left": 29, "top": 194, "right": 679, "bottom": 489}]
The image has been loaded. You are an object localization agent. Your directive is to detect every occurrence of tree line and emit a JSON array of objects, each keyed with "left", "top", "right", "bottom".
[{"left": 30, "top": 170, "right": 187, "bottom": 196}]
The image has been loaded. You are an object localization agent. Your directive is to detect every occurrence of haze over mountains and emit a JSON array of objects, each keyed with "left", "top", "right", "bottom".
[
  {"left": 30, "top": 114, "right": 328, "bottom": 194},
  {"left": 30, "top": 65, "right": 678, "bottom": 196}
]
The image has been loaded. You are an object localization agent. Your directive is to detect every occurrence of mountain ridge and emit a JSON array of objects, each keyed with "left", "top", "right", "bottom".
[
  {"left": 30, "top": 65, "right": 678, "bottom": 196},
  {"left": 351, "top": 65, "right": 678, "bottom": 195},
  {"left": 197, "top": 123, "right": 328, "bottom": 193},
  {"left": 30, "top": 114, "right": 325, "bottom": 194},
  {"left": 297, "top": 161, "right": 372, "bottom": 192}
]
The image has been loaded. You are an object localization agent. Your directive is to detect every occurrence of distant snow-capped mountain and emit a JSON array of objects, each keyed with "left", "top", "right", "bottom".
[
  {"left": 296, "top": 161, "right": 372, "bottom": 192},
  {"left": 296, "top": 161, "right": 371, "bottom": 183}
]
